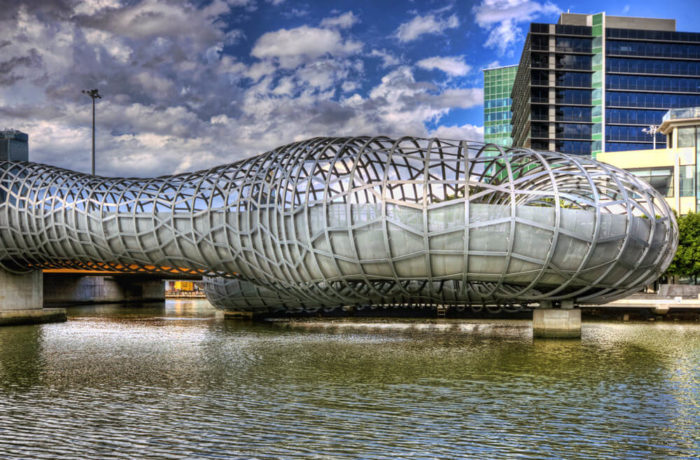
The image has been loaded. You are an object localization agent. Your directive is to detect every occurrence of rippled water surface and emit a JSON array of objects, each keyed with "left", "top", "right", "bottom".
[{"left": 0, "top": 301, "right": 698, "bottom": 458}]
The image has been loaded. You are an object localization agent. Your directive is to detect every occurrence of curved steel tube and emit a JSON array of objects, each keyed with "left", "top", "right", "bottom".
[{"left": 0, "top": 137, "right": 677, "bottom": 312}]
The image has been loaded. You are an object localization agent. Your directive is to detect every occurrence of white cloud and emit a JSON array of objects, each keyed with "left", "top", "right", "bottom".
[
  {"left": 77, "top": 0, "right": 233, "bottom": 43},
  {"left": 245, "top": 60, "right": 277, "bottom": 81},
  {"left": 416, "top": 56, "right": 471, "bottom": 77},
  {"left": 395, "top": 13, "right": 459, "bottom": 42},
  {"left": 369, "top": 49, "right": 400, "bottom": 68},
  {"left": 224, "top": 29, "right": 245, "bottom": 45},
  {"left": 429, "top": 124, "right": 484, "bottom": 142},
  {"left": 341, "top": 81, "right": 359, "bottom": 92},
  {"left": 84, "top": 29, "right": 133, "bottom": 63},
  {"left": 251, "top": 26, "right": 362, "bottom": 68},
  {"left": 363, "top": 67, "right": 482, "bottom": 133},
  {"left": 73, "top": 0, "right": 122, "bottom": 16},
  {"left": 320, "top": 11, "right": 359, "bottom": 29},
  {"left": 130, "top": 72, "right": 175, "bottom": 99},
  {"left": 474, "top": 0, "right": 560, "bottom": 54}
]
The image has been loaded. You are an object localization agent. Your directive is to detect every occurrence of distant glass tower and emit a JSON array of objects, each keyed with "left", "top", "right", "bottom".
[
  {"left": 483, "top": 65, "right": 517, "bottom": 148},
  {"left": 0, "top": 130, "right": 28, "bottom": 161},
  {"left": 511, "top": 12, "right": 700, "bottom": 157}
]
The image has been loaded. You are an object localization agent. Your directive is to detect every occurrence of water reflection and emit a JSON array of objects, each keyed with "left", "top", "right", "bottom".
[
  {"left": 0, "top": 325, "right": 43, "bottom": 390},
  {"left": 0, "top": 301, "right": 697, "bottom": 458}
]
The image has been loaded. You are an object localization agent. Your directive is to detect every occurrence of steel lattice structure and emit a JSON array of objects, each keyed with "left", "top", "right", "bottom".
[{"left": 0, "top": 137, "right": 677, "bottom": 313}]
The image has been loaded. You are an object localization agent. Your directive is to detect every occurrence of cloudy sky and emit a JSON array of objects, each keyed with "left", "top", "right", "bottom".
[{"left": 1, "top": 0, "right": 698, "bottom": 177}]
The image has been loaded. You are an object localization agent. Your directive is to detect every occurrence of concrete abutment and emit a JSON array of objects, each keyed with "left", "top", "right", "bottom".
[{"left": 0, "top": 269, "right": 66, "bottom": 326}]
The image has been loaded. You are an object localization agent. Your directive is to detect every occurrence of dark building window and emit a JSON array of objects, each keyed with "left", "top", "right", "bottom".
[
  {"left": 607, "top": 58, "right": 700, "bottom": 76},
  {"left": 531, "top": 35, "right": 549, "bottom": 50},
  {"left": 531, "top": 70, "right": 549, "bottom": 86},
  {"left": 555, "top": 54, "right": 591, "bottom": 70},
  {"left": 606, "top": 125, "right": 665, "bottom": 142},
  {"left": 556, "top": 123, "right": 591, "bottom": 139},
  {"left": 605, "top": 108, "right": 667, "bottom": 125},
  {"left": 531, "top": 123, "right": 549, "bottom": 138},
  {"left": 531, "top": 106, "right": 549, "bottom": 120},
  {"left": 555, "top": 25, "right": 591, "bottom": 36},
  {"left": 555, "top": 140, "right": 591, "bottom": 155},
  {"left": 607, "top": 28, "right": 700, "bottom": 43},
  {"left": 556, "top": 72, "right": 591, "bottom": 87},
  {"left": 532, "top": 87, "right": 548, "bottom": 103},
  {"left": 607, "top": 40, "right": 700, "bottom": 59},
  {"left": 556, "top": 37, "right": 592, "bottom": 53},
  {"left": 557, "top": 106, "right": 591, "bottom": 121},
  {"left": 556, "top": 89, "right": 591, "bottom": 105},
  {"left": 606, "top": 75, "right": 700, "bottom": 93},
  {"left": 606, "top": 91, "right": 700, "bottom": 108},
  {"left": 532, "top": 53, "right": 549, "bottom": 68},
  {"left": 531, "top": 23, "right": 549, "bottom": 33}
]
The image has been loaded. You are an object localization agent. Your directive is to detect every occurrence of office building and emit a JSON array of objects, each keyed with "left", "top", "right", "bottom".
[
  {"left": 511, "top": 12, "right": 700, "bottom": 157},
  {"left": 0, "top": 130, "right": 28, "bottom": 161},
  {"left": 483, "top": 65, "right": 518, "bottom": 147},
  {"left": 598, "top": 106, "right": 700, "bottom": 214}
]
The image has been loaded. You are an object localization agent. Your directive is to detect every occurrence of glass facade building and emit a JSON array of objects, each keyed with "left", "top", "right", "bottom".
[
  {"left": 483, "top": 65, "right": 518, "bottom": 147},
  {"left": 511, "top": 13, "right": 700, "bottom": 157}
]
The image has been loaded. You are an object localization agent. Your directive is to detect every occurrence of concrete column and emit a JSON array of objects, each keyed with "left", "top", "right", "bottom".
[
  {"left": 0, "top": 270, "right": 42, "bottom": 310},
  {"left": 533, "top": 308, "right": 581, "bottom": 339},
  {"left": 0, "top": 270, "right": 66, "bottom": 326}
]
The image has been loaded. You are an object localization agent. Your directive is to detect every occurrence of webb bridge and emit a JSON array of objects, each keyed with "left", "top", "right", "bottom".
[{"left": 0, "top": 137, "right": 678, "bottom": 336}]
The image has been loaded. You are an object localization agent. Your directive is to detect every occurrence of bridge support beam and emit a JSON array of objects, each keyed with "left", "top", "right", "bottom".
[
  {"left": 533, "top": 307, "right": 581, "bottom": 339},
  {"left": 0, "top": 270, "right": 66, "bottom": 326}
]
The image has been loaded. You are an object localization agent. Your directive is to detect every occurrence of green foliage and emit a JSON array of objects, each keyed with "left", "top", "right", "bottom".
[{"left": 666, "top": 212, "right": 700, "bottom": 278}]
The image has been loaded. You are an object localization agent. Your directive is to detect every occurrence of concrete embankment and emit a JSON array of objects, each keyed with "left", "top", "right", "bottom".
[{"left": 0, "top": 308, "right": 66, "bottom": 326}]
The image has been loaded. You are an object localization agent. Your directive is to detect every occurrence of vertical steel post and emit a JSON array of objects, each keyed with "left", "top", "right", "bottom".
[
  {"left": 82, "top": 88, "right": 101, "bottom": 175},
  {"left": 91, "top": 96, "right": 95, "bottom": 176}
]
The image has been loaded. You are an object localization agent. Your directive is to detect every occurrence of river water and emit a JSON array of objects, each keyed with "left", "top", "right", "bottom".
[{"left": 0, "top": 300, "right": 697, "bottom": 459}]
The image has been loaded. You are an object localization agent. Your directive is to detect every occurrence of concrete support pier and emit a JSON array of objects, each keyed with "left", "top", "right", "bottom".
[
  {"left": 533, "top": 307, "right": 581, "bottom": 339},
  {"left": 0, "top": 270, "right": 66, "bottom": 326}
]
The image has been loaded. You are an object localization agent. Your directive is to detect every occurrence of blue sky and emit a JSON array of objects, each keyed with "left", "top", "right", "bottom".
[{"left": 1, "top": 0, "right": 699, "bottom": 176}]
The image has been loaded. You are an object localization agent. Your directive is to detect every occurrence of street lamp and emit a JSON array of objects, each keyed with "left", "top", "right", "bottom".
[
  {"left": 82, "top": 88, "right": 101, "bottom": 175},
  {"left": 642, "top": 124, "right": 659, "bottom": 150}
]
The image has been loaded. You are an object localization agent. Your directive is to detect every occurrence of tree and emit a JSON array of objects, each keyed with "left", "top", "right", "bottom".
[{"left": 666, "top": 211, "right": 700, "bottom": 281}]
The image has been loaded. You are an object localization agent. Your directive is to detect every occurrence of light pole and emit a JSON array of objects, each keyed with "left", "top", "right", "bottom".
[
  {"left": 82, "top": 88, "right": 101, "bottom": 175},
  {"left": 642, "top": 124, "right": 659, "bottom": 150}
]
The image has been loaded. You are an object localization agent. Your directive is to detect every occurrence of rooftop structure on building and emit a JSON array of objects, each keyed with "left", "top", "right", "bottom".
[
  {"left": 510, "top": 12, "right": 700, "bottom": 157},
  {"left": 483, "top": 65, "right": 518, "bottom": 148},
  {"left": 0, "top": 129, "right": 28, "bottom": 162}
]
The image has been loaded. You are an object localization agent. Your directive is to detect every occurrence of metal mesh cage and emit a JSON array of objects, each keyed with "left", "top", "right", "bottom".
[{"left": 0, "top": 137, "right": 677, "bottom": 312}]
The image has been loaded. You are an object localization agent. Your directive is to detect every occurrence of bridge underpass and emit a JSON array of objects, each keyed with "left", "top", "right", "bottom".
[{"left": 0, "top": 268, "right": 202, "bottom": 326}]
